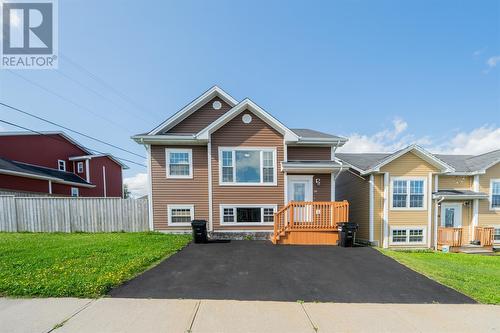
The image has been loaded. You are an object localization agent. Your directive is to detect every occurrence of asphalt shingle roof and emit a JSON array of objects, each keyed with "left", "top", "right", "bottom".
[
  {"left": 0, "top": 157, "right": 92, "bottom": 186},
  {"left": 337, "top": 149, "right": 500, "bottom": 173},
  {"left": 291, "top": 128, "right": 346, "bottom": 140}
]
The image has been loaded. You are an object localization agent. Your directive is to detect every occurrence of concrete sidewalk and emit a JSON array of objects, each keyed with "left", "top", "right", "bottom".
[{"left": 1, "top": 298, "right": 499, "bottom": 333}]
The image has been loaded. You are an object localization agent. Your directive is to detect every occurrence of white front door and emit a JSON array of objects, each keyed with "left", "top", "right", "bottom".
[
  {"left": 288, "top": 175, "right": 313, "bottom": 203},
  {"left": 441, "top": 203, "right": 462, "bottom": 228}
]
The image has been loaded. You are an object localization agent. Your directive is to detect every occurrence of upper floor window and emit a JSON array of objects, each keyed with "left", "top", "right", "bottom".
[
  {"left": 491, "top": 179, "right": 500, "bottom": 210},
  {"left": 219, "top": 148, "right": 276, "bottom": 185},
  {"left": 166, "top": 148, "right": 192, "bottom": 179},
  {"left": 391, "top": 178, "right": 426, "bottom": 210},
  {"left": 77, "top": 162, "right": 84, "bottom": 173},
  {"left": 58, "top": 160, "right": 66, "bottom": 171}
]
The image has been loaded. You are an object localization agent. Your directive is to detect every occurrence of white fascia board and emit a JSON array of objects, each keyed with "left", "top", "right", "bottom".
[
  {"left": 432, "top": 194, "right": 488, "bottom": 200},
  {"left": 132, "top": 135, "right": 207, "bottom": 146},
  {"left": 148, "top": 86, "right": 238, "bottom": 135},
  {"left": 361, "top": 145, "right": 455, "bottom": 175},
  {"left": 196, "top": 99, "right": 299, "bottom": 142}
]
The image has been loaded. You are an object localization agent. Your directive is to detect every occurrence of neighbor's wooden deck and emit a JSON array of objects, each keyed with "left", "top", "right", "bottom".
[{"left": 272, "top": 201, "right": 349, "bottom": 245}]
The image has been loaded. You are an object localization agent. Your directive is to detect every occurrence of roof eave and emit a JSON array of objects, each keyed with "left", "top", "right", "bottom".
[
  {"left": 132, "top": 135, "right": 207, "bottom": 146},
  {"left": 0, "top": 169, "right": 96, "bottom": 188}
]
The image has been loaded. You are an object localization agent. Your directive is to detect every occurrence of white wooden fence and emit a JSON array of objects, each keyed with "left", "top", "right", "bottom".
[{"left": 0, "top": 196, "right": 149, "bottom": 232}]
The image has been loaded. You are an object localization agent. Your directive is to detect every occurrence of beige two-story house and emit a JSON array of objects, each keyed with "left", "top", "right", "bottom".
[
  {"left": 336, "top": 146, "right": 500, "bottom": 251},
  {"left": 133, "top": 86, "right": 348, "bottom": 241}
]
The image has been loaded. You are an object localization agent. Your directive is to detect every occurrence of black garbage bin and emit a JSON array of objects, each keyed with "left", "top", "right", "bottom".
[
  {"left": 338, "top": 222, "right": 359, "bottom": 247},
  {"left": 191, "top": 220, "right": 208, "bottom": 243}
]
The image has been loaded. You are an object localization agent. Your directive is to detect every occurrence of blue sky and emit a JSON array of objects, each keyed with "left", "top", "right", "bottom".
[{"left": 1, "top": 0, "right": 499, "bottom": 196}]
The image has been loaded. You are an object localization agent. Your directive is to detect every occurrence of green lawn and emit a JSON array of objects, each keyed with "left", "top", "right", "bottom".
[
  {"left": 0, "top": 232, "right": 191, "bottom": 298},
  {"left": 381, "top": 249, "right": 500, "bottom": 304}
]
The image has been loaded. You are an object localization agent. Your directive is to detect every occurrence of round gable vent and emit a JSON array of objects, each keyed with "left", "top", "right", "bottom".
[
  {"left": 242, "top": 114, "right": 252, "bottom": 124},
  {"left": 212, "top": 101, "right": 222, "bottom": 110}
]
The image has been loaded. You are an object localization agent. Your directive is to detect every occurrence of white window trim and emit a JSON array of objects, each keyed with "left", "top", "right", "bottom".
[
  {"left": 390, "top": 176, "right": 427, "bottom": 211},
  {"left": 489, "top": 179, "right": 500, "bottom": 211},
  {"left": 77, "top": 162, "right": 84, "bottom": 173},
  {"left": 166, "top": 148, "right": 193, "bottom": 179},
  {"left": 493, "top": 227, "right": 500, "bottom": 244},
  {"left": 389, "top": 226, "right": 427, "bottom": 245},
  {"left": 218, "top": 147, "right": 277, "bottom": 186},
  {"left": 167, "top": 204, "right": 195, "bottom": 227},
  {"left": 58, "top": 160, "right": 66, "bottom": 171},
  {"left": 220, "top": 204, "right": 277, "bottom": 226},
  {"left": 71, "top": 187, "right": 79, "bottom": 197}
]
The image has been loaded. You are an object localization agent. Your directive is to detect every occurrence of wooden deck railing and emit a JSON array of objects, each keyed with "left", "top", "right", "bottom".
[
  {"left": 273, "top": 201, "right": 349, "bottom": 242},
  {"left": 474, "top": 227, "right": 495, "bottom": 246},
  {"left": 437, "top": 227, "right": 463, "bottom": 247}
]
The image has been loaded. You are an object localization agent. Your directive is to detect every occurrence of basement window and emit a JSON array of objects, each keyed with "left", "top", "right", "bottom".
[
  {"left": 220, "top": 205, "right": 276, "bottom": 225},
  {"left": 494, "top": 228, "right": 500, "bottom": 243},
  {"left": 168, "top": 205, "right": 194, "bottom": 226},
  {"left": 390, "top": 227, "right": 426, "bottom": 245}
]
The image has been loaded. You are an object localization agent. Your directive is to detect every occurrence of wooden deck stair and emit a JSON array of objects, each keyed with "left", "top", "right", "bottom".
[{"left": 272, "top": 201, "right": 349, "bottom": 245}]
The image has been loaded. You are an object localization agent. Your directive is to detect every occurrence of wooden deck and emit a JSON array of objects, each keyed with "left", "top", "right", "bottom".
[
  {"left": 272, "top": 201, "right": 349, "bottom": 245},
  {"left": 437, "top": 226, "right": 495, "bottom": 253}
]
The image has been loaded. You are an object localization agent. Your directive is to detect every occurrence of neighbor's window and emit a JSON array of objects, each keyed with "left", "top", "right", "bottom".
[
  {"left": 493, "top": 228, "right": 500, "bottom": 242},
  {"left": 491, "top": 180, "right": 500, "bottom": 209},
  {"left": 166, "top": 148, "right": 192, "bottom": 178},
  {"left": 390, "top": 228, "right": 425, "bottom": 245},
  {"left": 392, "top": 178, "right": 425, "bottom": 209},
  {"left": 77, "top": 162, "right": 84, "bottom": 173},
  {"left": 219, "top": 148, "right": 276, "bottom": 185},
  {"left": 168, "top": 205, "right": 194, "bottom": 226},
  {"left": 221, "top": 205, "right": 276, "bottom": 225},
  {"left": 58, "top": 160, "right": 66, "bottom": 171}
]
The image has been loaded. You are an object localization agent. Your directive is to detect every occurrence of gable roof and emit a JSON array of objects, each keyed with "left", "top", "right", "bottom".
[
  {"left": 148, "top": 86, "right": 238, "bottom": 135},
  {"left": 0, "top": 157, "right": 95, "bottom": 187},
  {"left": 337, "top": 146, "right": 500, "bottom": 175},
  {"left": 196, "top": 98, "right": 300, "bottom": 142},
  {"left": 337, "top": 145, "right": 455, "bottom": 175}
]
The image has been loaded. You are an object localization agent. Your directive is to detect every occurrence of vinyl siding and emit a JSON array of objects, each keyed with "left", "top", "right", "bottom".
[
  {"left": 478, "top": 162, "right": 500, "bottom": 226},
  {"left": 166, "top": 98, "right": 232, "bottom": 134},
  {"left": 287, "top": 146, "right": 331, "bottom": 161},
  {"left": 335, "top": 170, "right": 370, "bottom": 241},
  {"left": 211, "top": 110, "right": 284, "bottom": 231},
  {"left": 438, "top": 175, "right": 472, "bottom": 190},
  {"left": 373, "top": 174, "right": 384, "bottom": 246},
  {"left": 150, "top": 145, "right": 209, "bottom": 230},
  {"left": 380, "top": 152, "right": 438, "bottom": 228},
  {"left": 293, "top": 173, "right": 331, "bottom": 201}
]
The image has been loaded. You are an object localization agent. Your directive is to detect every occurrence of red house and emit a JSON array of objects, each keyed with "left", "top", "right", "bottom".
[{"left": 0, "top": 132, "right": 127, "bottom": 197}]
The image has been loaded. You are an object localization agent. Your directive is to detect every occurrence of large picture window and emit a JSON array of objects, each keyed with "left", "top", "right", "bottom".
[
  {"left": 220, "top": 205, "right": 277, "bottom": 225},
  {"left": 166, "top": 148, "right": 193, "bottom": 179},
  {"left": 391, "top": 178, "right": 426, "bottom": 210},
  {"left": 491, "top": 179, "right": 500, "bottom": 210},
  {"left": 219, "top": 148, "right": 276, "bottom": 185}
]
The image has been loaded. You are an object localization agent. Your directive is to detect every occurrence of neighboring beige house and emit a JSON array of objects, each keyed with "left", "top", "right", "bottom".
[
  {"left": 336, "top": 146, "right": 500, "bottom": 251},
  {"left": 132, "top": 86, "right": 348, "bottom": 240}
]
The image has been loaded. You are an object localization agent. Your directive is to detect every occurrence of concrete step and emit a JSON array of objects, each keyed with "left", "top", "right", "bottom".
[{"left": 458, "top": 247, "right": 494, "bottom": 254}]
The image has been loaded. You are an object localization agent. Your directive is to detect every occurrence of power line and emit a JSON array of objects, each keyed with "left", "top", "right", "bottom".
[
  {"left": 61, "top": 54, "right": 164, "bottom": 119},
  {"left": 0, "top": 102, "right": 146, "bottom": 159},
  {"left": 0, "top": 118, "right": 146, "bottom": 168},
  {"left": 54, "top": 69, "right": 155, "bottom": 124},
  {"left": 6, "top": 70, "right": 133, "bottom": 133}
]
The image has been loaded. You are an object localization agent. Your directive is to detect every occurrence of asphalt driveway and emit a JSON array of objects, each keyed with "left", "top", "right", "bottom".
[{"left": 109, "top": 241, "right": 474, "bottom": 303}]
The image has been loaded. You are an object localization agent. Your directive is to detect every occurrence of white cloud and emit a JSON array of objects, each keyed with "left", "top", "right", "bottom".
[
  {"left": 338, "top": 118, "right": 500, "bottom": 155},
  {"left": 473, "top": 48, "right": 487, "bottom": 57},
  {"left": 124, "top": 172, "right": 148, "bottom": 198},
  {"left": 486, "top": 55, "right": 500, "bottom": 68},
  {"left": 432, "top": 125, "right": 500, "bottom": 155}
]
